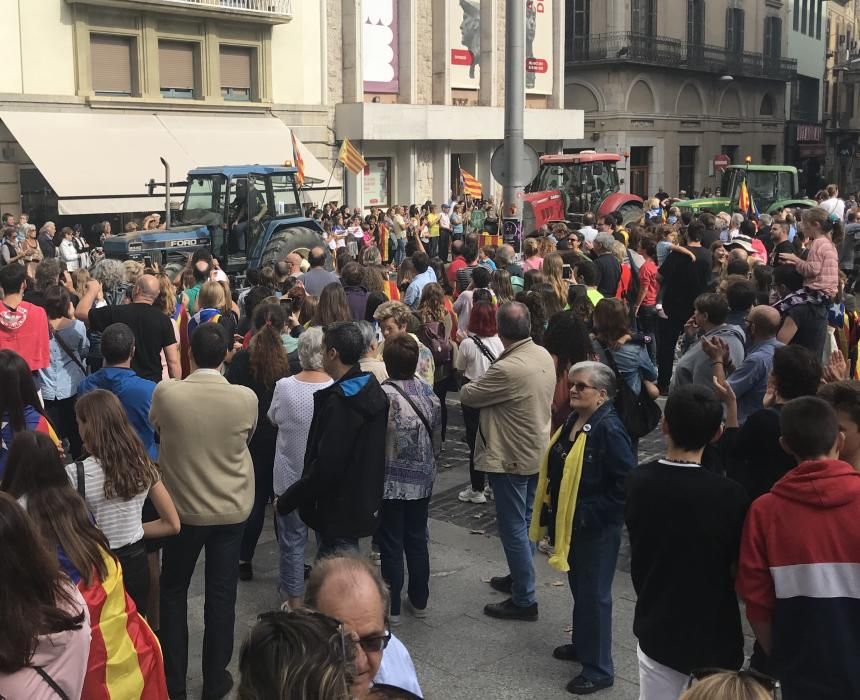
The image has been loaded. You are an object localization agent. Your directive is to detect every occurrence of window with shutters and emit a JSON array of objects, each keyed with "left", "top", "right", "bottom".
[
  {"left": 631, "top": 0, "right": 656, "bottom": 35},
  {"left": 764, "top": 17, "right": 782, "bottom": 61},
  {"left": 220, "top": 45, "right": 253, "bottom": 101},
  {"left": 159, "top": 41, "right": 197, "bottom": 99},
  {"left": 90, "top": 34, "right": 135, "bottom": 96},
  {"left": 725, "top": 8, "right": 744, "bottom": 54}
]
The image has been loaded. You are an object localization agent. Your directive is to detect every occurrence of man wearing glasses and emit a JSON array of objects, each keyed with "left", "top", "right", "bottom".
[{"left": 306, "top": 556, "right": 423, "bottom": 698}]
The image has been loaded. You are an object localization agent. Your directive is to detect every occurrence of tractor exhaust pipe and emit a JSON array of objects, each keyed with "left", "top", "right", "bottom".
[{"left": 160, "top": 157, "right": 171, "bottom": 229}]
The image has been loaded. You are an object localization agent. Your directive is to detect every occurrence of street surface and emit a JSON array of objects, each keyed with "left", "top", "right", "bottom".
[{"left": 184, "top": 394, "right": 751, "bottom": 699}]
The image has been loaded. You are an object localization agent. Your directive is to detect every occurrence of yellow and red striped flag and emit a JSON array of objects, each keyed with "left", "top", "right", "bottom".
[
  {"left": 338, "top": 138, "right": 367, "bottom": 175},
  {"left": 290, "top": 131, "right": 305, "bottom": 187},
  {"left": 460, "top": 168, "right": 482, "bottom": 198},
  {"left": 79, "top": 549, "right": 168, "bottom": 699}
]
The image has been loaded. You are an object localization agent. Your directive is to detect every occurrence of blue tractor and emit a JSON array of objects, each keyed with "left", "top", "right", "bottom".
[{"left": 103, "top": 162, "right": 326, "bottom": 274}]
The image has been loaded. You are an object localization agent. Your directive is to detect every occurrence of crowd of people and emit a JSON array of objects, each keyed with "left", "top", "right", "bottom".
[{"left": 0, "top": 186, "right": 859, "bottom": 700}]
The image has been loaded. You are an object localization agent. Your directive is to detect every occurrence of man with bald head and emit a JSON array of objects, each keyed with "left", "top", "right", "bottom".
[
  {"left": 702, "top": 305, "right": 783, "bottom": 424},
  {"left": 305, "top": 555, "right": 423, "bottom": 699},
  {"left": 300, "top": 245, "right": 338, "bottom": 296},
  {"left": 79, "top": 272, "right": 180, "bottom": 381}
]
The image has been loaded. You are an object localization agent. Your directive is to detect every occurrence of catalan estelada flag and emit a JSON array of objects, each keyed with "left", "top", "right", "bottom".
[
  {"left": 338, "top": 139, "right": 367, "bottom": 175},
  {"left": 290, "top": 131, "right": 305, "bottom": 187},
  {"left": 460, "top": 168, "right": 482, "bottom": 198},
  {"left": 738, "top": 178, "right": 759, "bottom": 218},
  {"left": 76, "top": 549, "right": 168, "bottom": 699}
]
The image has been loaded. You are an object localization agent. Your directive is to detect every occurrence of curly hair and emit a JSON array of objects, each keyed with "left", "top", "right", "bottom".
[
  {"left": 90, "top": 258, "right": 126, "bottom": 292},
  {"left": 417, "top": 282, "right": 447, "bottom": 323},
  {"left": 544, "top": 310, "right": 593, "bottom": 376},
  {"left": 249, "top": 304, "right": 290, "bottom": 388},
  {"left": 75, "top": 390, "right": 160, "bottom": 500},
  {"left": 373, "top": 300, "right": 412, "bottom": 328}
]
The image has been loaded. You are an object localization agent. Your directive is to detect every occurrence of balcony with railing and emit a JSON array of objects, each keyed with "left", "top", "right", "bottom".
[
  {"left": 566, "top": 32, "right": 796, "bottom": 82},
  {"left": 65, "top": 0, "right": 293, "bottom": 23}
]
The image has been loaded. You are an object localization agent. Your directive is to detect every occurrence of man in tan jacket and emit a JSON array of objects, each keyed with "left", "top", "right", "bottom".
[
  {"left": 150, "top": 323, "right": 257, "bottom": 700},
  {"left": 460, "top": 302, "right": 556, "bottom": 621}
]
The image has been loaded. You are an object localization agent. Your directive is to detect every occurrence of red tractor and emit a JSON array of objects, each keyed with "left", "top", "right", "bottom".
[{"left": 522, "top": 152, "right": 643, "bottom": 232}]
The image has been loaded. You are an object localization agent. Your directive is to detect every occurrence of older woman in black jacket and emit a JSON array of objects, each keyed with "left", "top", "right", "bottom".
[{"left": 530, "top": 360, "right": 636, "bottom": 695}]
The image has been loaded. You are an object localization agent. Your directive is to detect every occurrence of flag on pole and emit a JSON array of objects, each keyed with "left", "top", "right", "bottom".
[
  {"left": 460, "top": 168, "right": 482, "bottom": 198},
  {"left": 738, "top": 178, "right": 759, "bottom": 218},
  {"left": 290, "top": 131, "right": 305, "bottom": 187},
  {"left": 338, "top": 139, "right": 367, "bottom": 175}
]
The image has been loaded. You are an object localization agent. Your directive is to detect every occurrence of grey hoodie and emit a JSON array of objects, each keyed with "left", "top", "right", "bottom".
[{"left": 670, "top": 323, "right": 746, "bottom": 391}]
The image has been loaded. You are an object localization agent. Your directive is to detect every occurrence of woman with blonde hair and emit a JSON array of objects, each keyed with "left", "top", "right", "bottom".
[
  {"left": 522, "top": 237, "right": 544, "bottom": 272},
  {"left": 491, "top": 268, "right": 515, "bottom": 305},
  {"left": 74, "top": 390, "right": 180, "bottom": 616},
  {"left": 188, "top": 279, "right": 238, "bottom": 338},
  {"left": 543, "top": 252, "right": 569, "bottom": 308},
  {"left": 679, "top": 670, "right": 775, "bottom": 700}
]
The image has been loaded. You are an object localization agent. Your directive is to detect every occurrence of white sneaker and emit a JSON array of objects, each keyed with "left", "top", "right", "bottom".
[
  {"left": 483, "top": 485, "right": 494, "bottom": 501},
  {"left": 458, "top": 487, "right": 487, "bottom": 504}
]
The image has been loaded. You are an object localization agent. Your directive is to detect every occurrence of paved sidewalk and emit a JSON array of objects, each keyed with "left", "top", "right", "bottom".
[{"left": 180, "top": 394, "right": 747, "bottom": 698}]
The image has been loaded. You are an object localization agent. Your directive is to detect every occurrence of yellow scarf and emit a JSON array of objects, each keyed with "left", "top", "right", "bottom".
[{"left": 529, "top": 425, "right": 587, "bottom": 573}]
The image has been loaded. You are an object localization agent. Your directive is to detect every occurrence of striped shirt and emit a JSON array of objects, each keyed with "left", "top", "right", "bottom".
[{"left": 66, "top": 457, "right": 147, "bottom": 549}]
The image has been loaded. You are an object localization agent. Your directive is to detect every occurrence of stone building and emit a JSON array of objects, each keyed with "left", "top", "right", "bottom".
[
  {"left": 332, "top": 0, "right": 583, "bottom": 209},
  {"left": 0, "top": 0, "right": 334, "bottom": 226},
  {"left": 564, "top": 0, "right": 797, "bottom": 199}
]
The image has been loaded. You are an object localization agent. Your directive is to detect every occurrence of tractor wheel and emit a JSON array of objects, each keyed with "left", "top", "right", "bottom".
[
  {"left": 615, "top": 202, "right": 644, "bottom": 225},
  {"left": 260, "top": 226, "right": 327, "bottom": 269}
]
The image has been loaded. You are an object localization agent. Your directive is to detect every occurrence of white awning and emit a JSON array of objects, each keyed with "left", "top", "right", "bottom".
[{"left": 0, "top": 110, "right": 335, "bottom": 215}]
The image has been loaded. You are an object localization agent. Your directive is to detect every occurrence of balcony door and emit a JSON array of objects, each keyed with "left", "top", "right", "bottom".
[
  {"left": 567, "top": 0, "right": 591, "bottom": 61},
  {"left": 687, "top": 0, "right": 704, "bottom": 64},
  {"left": 631, "top": 0, "right": 657, "bottom": 60}
]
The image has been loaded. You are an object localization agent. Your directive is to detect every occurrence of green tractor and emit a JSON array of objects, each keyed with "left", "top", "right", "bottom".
[{"left": 677, "top": 165, "right": 816, "bottom": 217}]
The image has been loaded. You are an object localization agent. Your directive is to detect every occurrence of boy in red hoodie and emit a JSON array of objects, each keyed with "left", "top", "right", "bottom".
[{"left": 737, "top": 396, "right": 860, "bottom": 700}]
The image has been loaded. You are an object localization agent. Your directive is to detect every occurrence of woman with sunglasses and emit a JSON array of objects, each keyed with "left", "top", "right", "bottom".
[{"left": 529, "top": 360, "right": 636, "bottom": 695}]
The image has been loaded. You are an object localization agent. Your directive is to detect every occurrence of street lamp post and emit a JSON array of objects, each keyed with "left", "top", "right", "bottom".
[{"left": 502, "top": 0, "right": 525, "bottom": 223}]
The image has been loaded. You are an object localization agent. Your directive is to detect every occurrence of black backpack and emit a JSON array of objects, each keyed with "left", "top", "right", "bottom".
[
  {"left": 596, "top": 339, "right": 660, "bottom": 440},
  {"left": 417, "top": 320, "right": 453, "bottom": 366}
]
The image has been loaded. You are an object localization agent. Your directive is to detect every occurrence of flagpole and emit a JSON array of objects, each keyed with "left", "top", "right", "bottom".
[{"left": 322, "top": 149, "right": 338, "bottom": 206}]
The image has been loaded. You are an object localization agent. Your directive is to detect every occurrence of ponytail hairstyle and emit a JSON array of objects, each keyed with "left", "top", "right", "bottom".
[
  {"left": 802, "top": 206, "right": 844, "bottom": 246},
  {"left": 250, "top": 303, "right": 290, "bottom": 388},
  {"left": 75, "top": 390, "right": 160, "bottom": 500}
]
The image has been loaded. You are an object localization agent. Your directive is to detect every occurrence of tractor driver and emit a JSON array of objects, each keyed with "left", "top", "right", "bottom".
[{"left": 230, "top": 178, "right": 268, "bottom": 253}]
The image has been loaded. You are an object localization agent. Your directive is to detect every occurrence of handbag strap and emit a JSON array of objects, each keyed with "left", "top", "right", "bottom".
[
  {"left": 33, "top": 666, "right": 71, "bottom": 700},
  {"left": 49, "top": 324, "right": 88, "bottom": 376},
  {"left": 595, "top": 338, "right": 621, "bottom": 378},
  {"left": 383, "top": 380, "right": 433, "bottom": 437},
  {"left": 75, "top": 461, "right": 86, "bottom": 499},
  {"left": 469, "top": 335, "right": 497, "bottom": 364}
]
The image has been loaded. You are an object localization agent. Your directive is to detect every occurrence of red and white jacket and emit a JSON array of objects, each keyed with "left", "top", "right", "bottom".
[{"left": 737, "top": 459, "right": 860, "bottom": 699}]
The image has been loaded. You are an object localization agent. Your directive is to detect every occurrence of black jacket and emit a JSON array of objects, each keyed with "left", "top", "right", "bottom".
[{"left": 277, "top": 365, "right": 389, "bottom": 538}]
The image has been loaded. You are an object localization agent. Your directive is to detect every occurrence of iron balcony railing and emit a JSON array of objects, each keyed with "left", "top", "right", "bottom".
[
  {"left": 129, "top": 0, "right": 292, "bottom": 18},
  {"left": 566, "top": 31, "right": 797, "bottom": 81}
]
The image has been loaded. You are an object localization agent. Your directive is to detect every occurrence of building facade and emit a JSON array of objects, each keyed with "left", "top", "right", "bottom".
[
  {"left": 564, "top": 0, "right": 796, "bottom": 199},
  {"left": 784, "top": 0, "right": 827, "bottom": 194},
  {"left": 331, "top": 0, "right": 583, "bottom": 210},
  {"left": 0, "top": 0, "right": 333, "bottom": 227},
  {"left": 824, "top": 0, "right": 860, "bottom": 192}
]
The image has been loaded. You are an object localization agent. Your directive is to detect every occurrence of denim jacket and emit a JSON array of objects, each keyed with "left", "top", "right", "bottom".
[{"left": 568, "top": 402, "right": 636, "bottom": 532}]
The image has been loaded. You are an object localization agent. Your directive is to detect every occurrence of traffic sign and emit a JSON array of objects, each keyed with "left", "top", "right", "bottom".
[
  {"left": 713, "top": 154, "right": 731, "bottom": 172},
  {"left": 491, "top": 143, "right": 540, "bottom": 187}
]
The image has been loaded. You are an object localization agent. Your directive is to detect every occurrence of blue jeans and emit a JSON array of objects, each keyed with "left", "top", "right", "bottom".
[
  {"left": 315, "top": 534, "right": 360, "bottom": 560},
  {"left": 568, "top": 524, "right": 622, "bottom": 684},
  {"left": 488, "top": 473, "right": 537, "bottom": 607},
  {"left": 276, "top": 509, "right": 308, "bottom": 599},
  {"left": 160, "top": 521, "right": 245, "bottom": 698},
  {"left": 395, "top": 238, "right": 406, "bottom": 266},
  {"left": 378, "top": 497, "right": 431, "bottom": 616}
]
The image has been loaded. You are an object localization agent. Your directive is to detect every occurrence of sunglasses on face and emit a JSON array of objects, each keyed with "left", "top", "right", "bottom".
[
  {"left": 355, "top": 630, "right": 392, "bottom": 653},
  {"left": 570, "top": 382, "right": 599, "bottom": 393},
  {"left": 687, "top": 668, "right": 780, "bottom": 699}
]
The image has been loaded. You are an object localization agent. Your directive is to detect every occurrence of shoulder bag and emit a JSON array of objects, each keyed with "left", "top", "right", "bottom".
[
  {"left": 596, "top": 339, "right": 661, "bottom": 440},
  {"left": 383, "top": 380, "right": 441, "bottom": 456},
  {"left": 49, "top": 325, "right": 88, "bottom": 376}
]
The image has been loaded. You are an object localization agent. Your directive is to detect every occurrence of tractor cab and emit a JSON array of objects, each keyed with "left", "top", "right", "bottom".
[
  {"left": 532, "top": 153, "right": 622, "bottom": 216},
  {"left": 177, "top": 166, "right": 304, "bottom": 273}
]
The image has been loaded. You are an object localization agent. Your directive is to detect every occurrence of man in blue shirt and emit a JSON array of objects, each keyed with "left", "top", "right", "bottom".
[
  {"left": 78, "top": 322, "right": 158, "bottom": 458},
  {"left": 703, "top": 306, "right": 783, "bottom": 425},
  {"left": 403, "top": 251, "right": 437, "bottom": 309}
]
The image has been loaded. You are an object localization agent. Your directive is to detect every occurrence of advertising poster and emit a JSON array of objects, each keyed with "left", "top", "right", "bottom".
[
  {"left": 526, "top": 0, "right": 553, "bottom": 95},
  {"left": 450, "top": 0, "right": 481, "bottom": 90},
  {"left": 363, "top": 0, "right": 399, "bottom": 93},
  {"left": 364, "top": 158, "right": 391, "bottom": 207}
]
